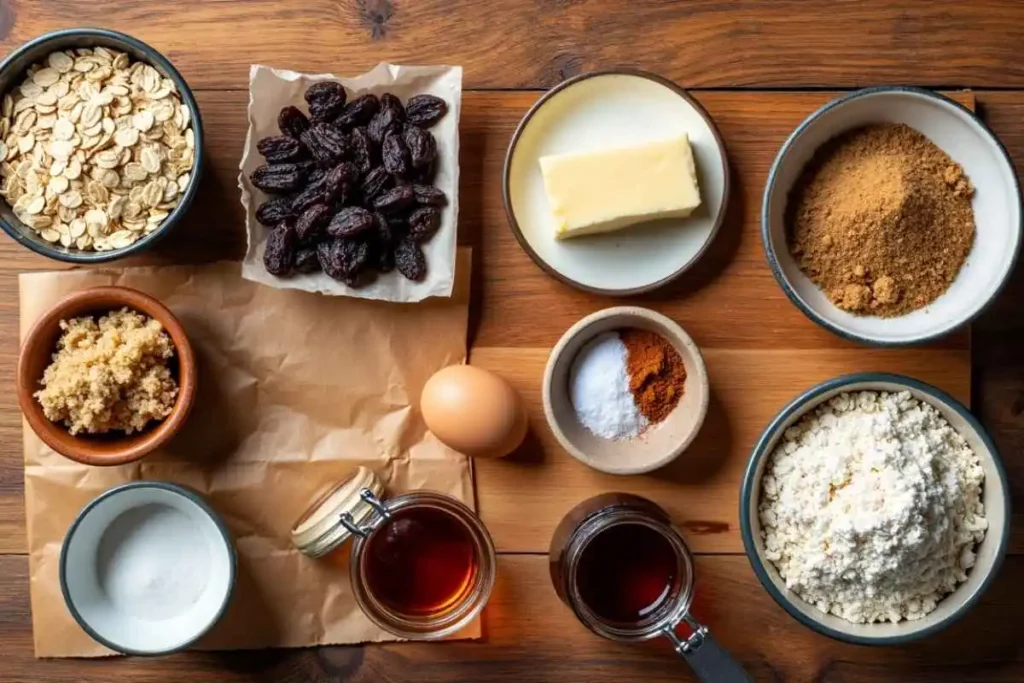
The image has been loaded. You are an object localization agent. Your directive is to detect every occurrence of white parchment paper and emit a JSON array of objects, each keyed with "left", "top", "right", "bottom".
[{"left": 239, "top": 64, "right": 462, "bottom": 302}]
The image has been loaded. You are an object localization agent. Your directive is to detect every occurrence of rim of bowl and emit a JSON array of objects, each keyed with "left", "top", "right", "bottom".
[
  {"left": 739, "top": 371, "right": 1012, "bottom": 645},
  {"left": 542, "top": 305, "right": 710, "bottom": 474},
  {"left": 59, "top": 480, "right": 237, "bottom": 656},
  {"left": 502, "top": 68, "right": 731, "bottom": 296},
  {"left": 16, "top": 285, "right": 197, "bottom": 466},
  {"left": 0, "top": 27, "right": 204, "bottom": 263},
  {"left": 761, "top": 86, "right": 1022, "bottom": 347}
]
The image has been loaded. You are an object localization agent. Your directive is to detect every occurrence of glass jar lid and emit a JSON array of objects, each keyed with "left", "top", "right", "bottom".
[{"left": 290, "top": 466, "right": 385, "bottom": 558}]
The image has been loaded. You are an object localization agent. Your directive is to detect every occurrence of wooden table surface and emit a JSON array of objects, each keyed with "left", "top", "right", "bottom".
[{"left": 1, "top": 2, "right": 1023, "bottom": 681}]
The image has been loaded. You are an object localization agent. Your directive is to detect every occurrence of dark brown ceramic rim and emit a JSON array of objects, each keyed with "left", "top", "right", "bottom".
[
  {"left": 17, "top": 286, "right": 197, "bottom": 466},
  {"left": 502, "top": 68, "right": 731, "bottom": 296}
]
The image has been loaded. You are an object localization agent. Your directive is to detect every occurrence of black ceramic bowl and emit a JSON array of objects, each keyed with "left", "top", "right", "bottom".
[
  {"left": 0, "top": 28, "right": 203, "bottom": 263},
  {"left": 740, "top": 373, "right": 1011, "bottom": 645}
]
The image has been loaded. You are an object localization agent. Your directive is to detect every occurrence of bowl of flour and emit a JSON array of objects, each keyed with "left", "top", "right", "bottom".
[
  {"left": 740, "top": 373, "right": 1010, "bottom": 645},
  {"left": 60, "top": 481, "right": 236, "bottom": 654}
]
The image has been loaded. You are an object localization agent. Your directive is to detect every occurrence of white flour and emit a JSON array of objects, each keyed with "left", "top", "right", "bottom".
[
  {"left": 759, "top": 391, "right": 987, "bottom": 623},
  {"left": 569, "top": 332, "right": 647, "bottom": 440},
  {"left": 98, "top": 503, "right": 211, "bottom": 620}
]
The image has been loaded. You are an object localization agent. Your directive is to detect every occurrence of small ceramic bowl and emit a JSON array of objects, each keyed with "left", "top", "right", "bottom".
[
  {"left": 543, "top": 306, "right": 709, "bottom": 475},
  {"left": 740, "top": 373, "right": 1010, "bottom": 645},
  {"left": 17, "top": 285, "right": 197, "bottom": 466},
  {"left": 61, "top": 481, "right": 236, "bottom": 655},
  {"left": 762, "top": 87, "right": 1021, "bottom": 346},
  {"left": 0, "top": 28, "right": 203, "bottom": 263}
]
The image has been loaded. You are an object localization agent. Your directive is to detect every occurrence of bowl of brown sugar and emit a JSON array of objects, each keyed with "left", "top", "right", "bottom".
[
  {"left": 17, "top": 285, "right": 196, "bottom": 466},
  {"left": 763, "top": 87, "right": 1021, "bottom": 346},
  {"left": 543, "top": 307, "right": 709, "bottom": 475}
]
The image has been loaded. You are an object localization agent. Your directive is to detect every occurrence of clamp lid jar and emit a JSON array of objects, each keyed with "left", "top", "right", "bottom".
[{"left": 292, "top": 466, "right": 496, "bottom": 640}]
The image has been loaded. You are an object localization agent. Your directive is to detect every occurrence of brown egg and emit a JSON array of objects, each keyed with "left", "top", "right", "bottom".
[{"left": 420, "top": 365, "right": 527, "bottom": 459}]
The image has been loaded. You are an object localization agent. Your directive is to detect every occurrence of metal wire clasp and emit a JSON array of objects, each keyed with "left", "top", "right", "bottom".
[
  {"left": 663, "top": 615, "right": 708, "bottom": 654},
  {"left": 338, "top": 488, "right": 391, "bottom": 538}
]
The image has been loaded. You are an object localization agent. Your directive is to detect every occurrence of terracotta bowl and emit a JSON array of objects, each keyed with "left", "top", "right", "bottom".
[
  {"left": 543, "top": 306, "right": 709, "bottom": 475},
  {"left": 17, "top": 286, "right": 197, "bottom": 466}
]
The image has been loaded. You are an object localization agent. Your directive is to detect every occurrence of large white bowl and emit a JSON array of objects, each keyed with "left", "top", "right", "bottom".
[
  {"left": 762, "top": 87, "right": 1021, "bottom": 346},
  {"left": 740, "top": 373, "right": 1010, "bottom": 645}
]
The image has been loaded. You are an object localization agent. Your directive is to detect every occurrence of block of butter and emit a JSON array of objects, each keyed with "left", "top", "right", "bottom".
[{"left": 539, "top": 135, "right": 701, "bottom": 239}]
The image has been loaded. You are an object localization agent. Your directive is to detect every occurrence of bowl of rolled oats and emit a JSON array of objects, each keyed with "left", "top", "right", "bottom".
[
  {"left": 0, "top": 28, "right": 201, "bottom": 262},
  {"left": 740, "top": 373, "right": 1010, "bottom": 644}
]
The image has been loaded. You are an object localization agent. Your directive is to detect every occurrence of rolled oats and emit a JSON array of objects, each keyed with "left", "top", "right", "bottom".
[{"left": 0, "top": 47, "right": 195, "bottom": 251}]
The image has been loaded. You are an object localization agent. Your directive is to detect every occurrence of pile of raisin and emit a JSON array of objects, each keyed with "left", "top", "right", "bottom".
[{"left": 250, "top": 84, "right": 450, "bottom": 286}]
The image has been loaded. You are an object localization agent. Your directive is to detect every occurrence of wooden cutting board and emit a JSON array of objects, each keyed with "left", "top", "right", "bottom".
[{"left": 466, "top": 91, "right": 974, "bottom": 554}]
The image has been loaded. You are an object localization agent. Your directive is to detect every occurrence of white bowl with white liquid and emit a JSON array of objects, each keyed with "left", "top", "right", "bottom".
[{"left": 60, "top": 481, "right": 236, "bottom": 655}]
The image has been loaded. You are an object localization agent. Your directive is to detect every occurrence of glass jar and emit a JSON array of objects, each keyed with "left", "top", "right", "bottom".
[
  {"left": 292, "top": 466, "right": 496, "bottom": 639},
  {"left": 550, "top": 492, "right": 752, "bottom": 683}
]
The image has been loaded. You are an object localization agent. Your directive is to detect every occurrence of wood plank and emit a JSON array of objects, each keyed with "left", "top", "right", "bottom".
[
  {"left": 3, "top": 2, "right": 1024, "bottom": 89},
  {"left": 0, "top": 554, "right": 1022, "bottom": 682},
  {"left": 0, "top": 90, "right": 980, "bottom": 554},
  {"left": 471, "top": 347, "right": 983, "bottom": 554}
]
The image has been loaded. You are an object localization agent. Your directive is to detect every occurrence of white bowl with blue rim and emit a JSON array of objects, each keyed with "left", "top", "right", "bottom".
[
  {"left": 60, "top": 481, "right": 236, "bottom": 655},
  {"left": 740, "top": 372, "right": 1010, "bottom": 645},
  {"left": 762, "top": 87, "right": 1021, "bottom": 346}
]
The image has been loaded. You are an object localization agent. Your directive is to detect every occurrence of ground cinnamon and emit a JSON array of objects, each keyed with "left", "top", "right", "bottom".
[
  {"left": 620, "top": 328, "right": 686, "bottom": 425},
  {"left": 786, "top": 123, "right": 975, "bottom": 317}
]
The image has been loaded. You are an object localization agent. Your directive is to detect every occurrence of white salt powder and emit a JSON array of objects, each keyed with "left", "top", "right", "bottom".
[
  {"left": 569, "top": 332, "right": 647, "bottom": 440},
  {"left": 97, "top": 503, "right": 212, "bottom": 621}
]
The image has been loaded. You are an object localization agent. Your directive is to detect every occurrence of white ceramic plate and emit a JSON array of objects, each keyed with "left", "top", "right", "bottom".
[
  {"left": 763, "top": 87, "right": 1022, "bottom": 345},
  {"left": 504, "top": 70, "right": 729, "bottom": 295},
  {"left": 61, "top": 482, "right": 236, "bottom": 655}
]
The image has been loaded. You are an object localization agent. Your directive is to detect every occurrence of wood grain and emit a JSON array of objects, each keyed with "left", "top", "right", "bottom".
[
  {"left": 3, "top": 1, "right": 1024, "bottom": 89},
  {"left": 1, "top": 554, "right": 1022, "bottom": 682}
]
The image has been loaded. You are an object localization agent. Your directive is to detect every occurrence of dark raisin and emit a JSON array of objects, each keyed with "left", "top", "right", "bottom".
[
  {"left": 374, "top": 242, "right": 396, "bottom": 273},
  {"left": 403, "top": 125, "right": 436, "bottom": 169},
  {"left": 327, "top": 206, "right": 374, "bottom": 237},
  {"left": 257, "top": 135, "right": 307, "bottom": 163},
  {"left": 291, "top": 182, "right": 325, "bottom": 213},
  {"left": 305, "top": 81, "right": 348, "bottom": 122},
  {"left": 381, "top": 93, "right": 406, "bottom": 121},
  {"left": 412, "top": 184, "right": 447, "bottom": 207},
  {"left": 251, "top": 163, "right": 307, "bottom": 193},
  {"left": 382, "top": 132, "right": 411, "bottom": 176},
  {"left": 255, "top": 196, "right": 294, "bottom": 226},
  {"left": 371, "top": 211, "right": 393, "bottom": 244},
  {"left": 407, "top": 206, "right": 441, "bottom": 242},
  {"left": 387, "top": 216, "right": 409, "bottom": 241},
  {"left": 413, "top": 158, "right": 436, "bottom": 184},
  {"left": 405, "top": 95, "right": 448, "bottom": 128},
  {"left": 294, "top": 248, "right": 321, "bottom": 274},
  {"left": 373, "top": 184, "right": 415, "bottom": 214},
  {"left": 348, "top": 127, "right": 375, "bottom": 176},
  {"left": 264, "top": 222, "right": 296, "bottom": 276},
  {"left": 360, "top": 166, "right": 392, "bottom": 203},
  {"left": 324, "top": 162, "right": 357, "bottom": 203},
  {"left": 301, "top": 124, "right": 349, "bottom": 166},
  {"left": 395, "top": 238, "right": 427, "bottom": 281},
  {"left": 368, "top": 105, "right": 403, "bottom": 145},
  {"left": 344, "top": 267, "right": 377, "bottom": 289},
  {"left": 295, "top": 202, "right": 332, "bottom": 243},
  {"left": 318, "top": 238, "right": 370, "bottom": 280},
  {"left": 277, "top": 106, "right": 310, "bottom": 138},
  {"left": 335, "top": 94, "right": 380, "bottom": 130}
]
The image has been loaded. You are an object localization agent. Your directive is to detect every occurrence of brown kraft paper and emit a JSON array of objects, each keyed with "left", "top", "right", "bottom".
[{"left": 19, "top": 251, "right": 474, "bottom": 657}]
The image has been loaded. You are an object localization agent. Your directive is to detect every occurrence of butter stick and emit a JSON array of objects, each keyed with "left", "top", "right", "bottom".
[{"left": 540, "top": 135, "right": 701, "bottom": 239}]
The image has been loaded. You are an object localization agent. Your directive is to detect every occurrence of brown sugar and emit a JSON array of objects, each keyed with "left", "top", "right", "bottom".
[
  {"left": 620, "top": 328, "right": 686, "bottom": 425},
  {"left": 786, "top": 123, "right": 975, "bottom": 317}
]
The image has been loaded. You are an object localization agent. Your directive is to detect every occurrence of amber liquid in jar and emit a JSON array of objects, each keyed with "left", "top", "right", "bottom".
[
  {"left": 364, "top": 506, "right": 478, "bottom": 616},
  {"left": 576, "top": 522, "right": 678, "bottom": 624}
]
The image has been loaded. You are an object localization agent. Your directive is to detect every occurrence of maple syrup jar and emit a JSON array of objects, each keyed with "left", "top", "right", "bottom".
[
  {"left": 550, "top": 493, "right": 753, "bottom": 682},
  {"left": 291, "top": 467, "right": 496, "bottom": 639}
]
